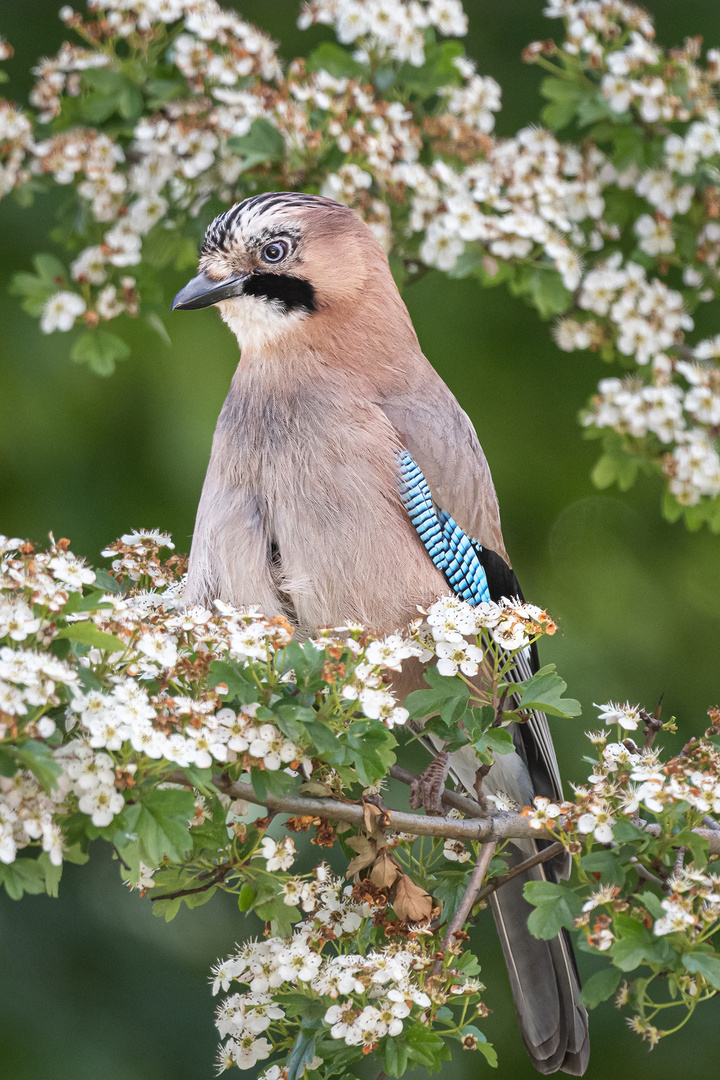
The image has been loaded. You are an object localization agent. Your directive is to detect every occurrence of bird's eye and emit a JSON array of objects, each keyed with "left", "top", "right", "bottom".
[{"left": 261, "top": 240, "right": 290, "bottom": 263}]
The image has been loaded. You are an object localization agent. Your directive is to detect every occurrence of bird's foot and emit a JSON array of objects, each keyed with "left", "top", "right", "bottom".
[{"left": 409, "top": 750, "right": 452, "bottom": 815}]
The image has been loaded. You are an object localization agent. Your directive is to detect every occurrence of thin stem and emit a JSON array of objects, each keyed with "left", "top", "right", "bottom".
[
  {"left": 151, "top": 862, "right": 232, "bottom": 903},
  {"left": 438, "top": 841, "right": 498, "bottom": 961},
  {"left": 474, "top": 842, "right": 564, "bottom": 904}
]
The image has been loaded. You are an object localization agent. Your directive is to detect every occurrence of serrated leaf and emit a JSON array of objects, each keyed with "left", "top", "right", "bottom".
[
  {"left": 226, "top": 118, "right": 285, "bottom": 171},
  {"left": 405, "top": 1024, "right": 450, "bottom": 1067},
  {"left": 14, "top": 741, "right": 62, "bottom": 793},
  {"left": 55, "top": 622, "right": 126, "bottom": 652},
  {"left": 71, "top": 330, "right": 131, "bottom": 376},
  {"left": 135, "top": 788, "right": 195, "bottom": 865},
  {"left": 208, "top": 660, "right": 259, "bottom": 704},
  {"left": 516, "top": 664, "right": 581, "bottom": 718},
  {"left": 405, "top": 666, "right": 470, "bottom": 721},
  {"left": 0, "top": 858, "right": 47, "bottom": 900},
  {"left": 93, "top": 568, "right": 123, "bottom": 594},
  {"left": 524, "top": 880, "right": 582, "bottom": 939},
  {"left": 287, "top": 1031, "right": 316, "bottom": 1080},
  {"left": 683, "top": 952, "right": 720, "bottom": 989},
  {"left": 238, "top": 883, "right": 256, "bottom": 911},
  {"left": 307, "top": 42, "right": 367, "bottom": 79},
  {"left": 580, "top": 849, "right": 626, "bottom": 885},
  {"left": 383, "top": 1033, "right": 409, "bottom": 1077},
  {"left": 528, "top": 269, "right": 573, "bottom": 318},
  {"left": 579, "top": 966, "right": 622, "bottom": 1008},
  {"left": 433, "top": 869, "right": 471, "bottom": 923},
  {"left": 476, "top": 1041, "right": 499, "bottom": 1067},
  {"left": 38, "top": 851, "right": 63, "bottom": 898},
  {"left": 152, "top": 897, "right": 182, "bottom": 922}
]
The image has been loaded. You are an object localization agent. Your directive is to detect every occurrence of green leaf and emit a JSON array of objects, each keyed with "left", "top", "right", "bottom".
[
  {"left": 0, "top": 858, "right": 48, "bottom": 899},
  {"left": 636, "top": 890, "right": 665, "bottom": 921},
  {"left": 524, "top": 880, "right": 582, "bottom": 939},
  {"left": 580, "top": 849, "right": 626, "bottom": 885},
  {"left": 152, "top": 897, "right": 182, "bottom": 922},
  {"left": 405, "top": 666, "right": 470, "bottom": 722},
  {"left": 683, "top": 952, "right": 720, "bottom": 989},
  {"left": 515, "top": 664, "right": 581, "bottom": 718},
  {"left": 33, "top": 253, "right": 68, "bottom": 284},
  {"left": 254, "top": 895, "right": 302, "bottom": 937},
  {"left": 71, "top": 330, "right": 131, "bottom": 377},
  {"left": 579, "top": 966, "right": 622, "bottom": 1009},
  {"left": 539, "top": 76, "right": 584, "bottom": 130},
  {"left": 405, "top": 1024, "right": 451, "bottom": 1068},
  {"left": 433, "top": 869, "right": 472, "bottom": 923},
  {"left": 55, "top": 621, "right": 126, "bottom": 652},
  {"left": 306, "top": 42, "right": 367, "bottom": 79},
  {"left": 38, "top": 851, "right": 63, "bottom": 898},
  {"left": 576, "top": 94, "right": 613, "bottom": 127},
  {"left": 14, "top": 741, "right": 62, "bottom": 793},
  {"left": 208, "top": 660, "right": 259, "bottom": 704},
  {"left": 608, "top": 914, "right": 672, "bottom": 971},
  {"left": 93, "top": 568, "right": 123, "bottom": 594},
  {"left": 0, "top": 749, "right": 17, "bottom": 778},
  {"left": 528, "top": 269, "right": 573, "bottom": 319},
  {"left": 145, "top": 78, "right": 187, "bottom": 109},
  {"left": 479, "top": 727, "right": 515, "bottom": 756},
  {"left": 476, "top": 1041, "right": 499, "bottom": 1067},
  {"left": 237, "top": 883, "right": 256, "bottom": 911},
  {"left": 383, "top": 1034, "right": 409, "bottom": 1077},
  {"left": 226, "top": 119, "right": 285, "bottom": 171},
  {"left": 135, "top": 788, "right": 195, "bottom": 865},
  {"left": 591, "top": 454, "right": 618, "bottom": 490},
  {"left": 287, "top": 1031, "right": 317, "bottom": 1080},
  {"left": 611, "top": 821, "right": 647, "bottom": 844}
]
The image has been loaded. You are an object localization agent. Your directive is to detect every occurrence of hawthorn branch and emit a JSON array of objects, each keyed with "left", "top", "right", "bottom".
[
  {"left": 474, "top": 842, "right": 565, "bottom": 905},
  {"left": 212, "top": 772, "right": 540, "bottom": 842},
  {"left": 151, "top": 862, "right": 233, "bottom": 903},
  {"left": 439, "top": 841, "right": 498, "bottom": 960},
  {"left": 192, "top": 772, "right": 720, "bottom": 853}
]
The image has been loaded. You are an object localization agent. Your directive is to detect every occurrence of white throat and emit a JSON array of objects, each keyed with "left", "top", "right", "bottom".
[{"left": 217, "top": 294, "right": 309, "bottom": 352}]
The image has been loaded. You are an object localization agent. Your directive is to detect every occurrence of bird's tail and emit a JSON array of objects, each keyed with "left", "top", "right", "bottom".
[{"left": 490, "top": 845, "right": 590, "bottom": 1075}]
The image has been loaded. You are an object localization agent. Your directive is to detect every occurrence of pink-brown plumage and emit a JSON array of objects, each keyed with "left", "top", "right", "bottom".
[{"left": 173, "top": 191, "right": 589, "bottom": 1075}]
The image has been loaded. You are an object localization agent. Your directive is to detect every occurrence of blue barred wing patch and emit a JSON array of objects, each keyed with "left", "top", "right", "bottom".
[{"left": 397, "top": 449, "right": 490, "bottom": 605}]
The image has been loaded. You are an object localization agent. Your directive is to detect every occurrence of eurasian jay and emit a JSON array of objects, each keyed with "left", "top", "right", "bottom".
[{"left": 171, "top": 191, "right": 590, "bottom": 1075}]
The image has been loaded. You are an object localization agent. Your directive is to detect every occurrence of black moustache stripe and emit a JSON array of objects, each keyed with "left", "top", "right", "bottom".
[{"left": 244, "top": 273, "right": 317, "bottom": 314}]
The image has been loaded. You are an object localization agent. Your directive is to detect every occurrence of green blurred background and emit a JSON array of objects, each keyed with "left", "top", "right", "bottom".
[{"left": 2, "top": 1, "right": 720, "bottom": 1077}]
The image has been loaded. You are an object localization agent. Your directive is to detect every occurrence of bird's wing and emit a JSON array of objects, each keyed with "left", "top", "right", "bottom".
[
  {"left": 394, "top": 446, "right": 564, "bottom": 804},
  {"left": 378, "top": 385, "right": 509, "bottom": 562},
  {"left": 393, "top": 447, "right": 589, "bottom": 1075}
]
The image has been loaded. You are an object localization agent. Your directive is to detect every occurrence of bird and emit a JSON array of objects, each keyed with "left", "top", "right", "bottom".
[{"left": 171, "top": 190, "right": 590, "bottom": 1075}]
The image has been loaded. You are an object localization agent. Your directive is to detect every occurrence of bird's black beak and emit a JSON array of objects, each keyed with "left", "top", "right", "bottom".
[{"left": 170, "top": 271, "right": 249, "bottom": 311}]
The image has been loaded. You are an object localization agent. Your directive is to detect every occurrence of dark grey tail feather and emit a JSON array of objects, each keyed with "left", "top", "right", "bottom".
[{"left": 490, "top": 848, "right": 590, "bottom": 1075}]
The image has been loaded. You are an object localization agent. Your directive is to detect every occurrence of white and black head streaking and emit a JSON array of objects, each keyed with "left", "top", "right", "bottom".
[{"left": 171, "top": 191, "right": 393, "bottom": 353}]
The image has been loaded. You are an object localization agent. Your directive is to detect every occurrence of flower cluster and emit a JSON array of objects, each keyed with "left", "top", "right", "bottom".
[
  {"left": 212, "top": 867, "right": 485, "bottom": 1072},
  {"left": 0, "top": 531, "right": 421, "bottom": 874},
  {"left": 421, "top": 593, "right": 557, "bottom": 670},
  {"left": 298, "top": 0, "right": 468, "bottom": 67},
  {"left": 6, "top": 0, "right": 720, "bottom": 519},
  {"left": 516, "top": 697, "right": 720, "bottom": 1044}
]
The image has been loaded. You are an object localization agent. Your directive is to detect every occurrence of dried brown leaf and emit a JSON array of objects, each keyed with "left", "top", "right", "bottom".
[
  {"left": 370, "top": 850, "right": 400, "bottom": 890},
  {"left": 393, "top": 873, "right": 433, "bottom": 923},
  {"left": 346, "top": 835, "right": 377, "bottom": 876}
]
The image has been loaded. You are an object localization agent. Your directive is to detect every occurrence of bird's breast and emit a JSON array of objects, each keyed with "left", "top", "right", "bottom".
[{"left": 194, "top": 377, "right": 448, "bottom": 633}]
